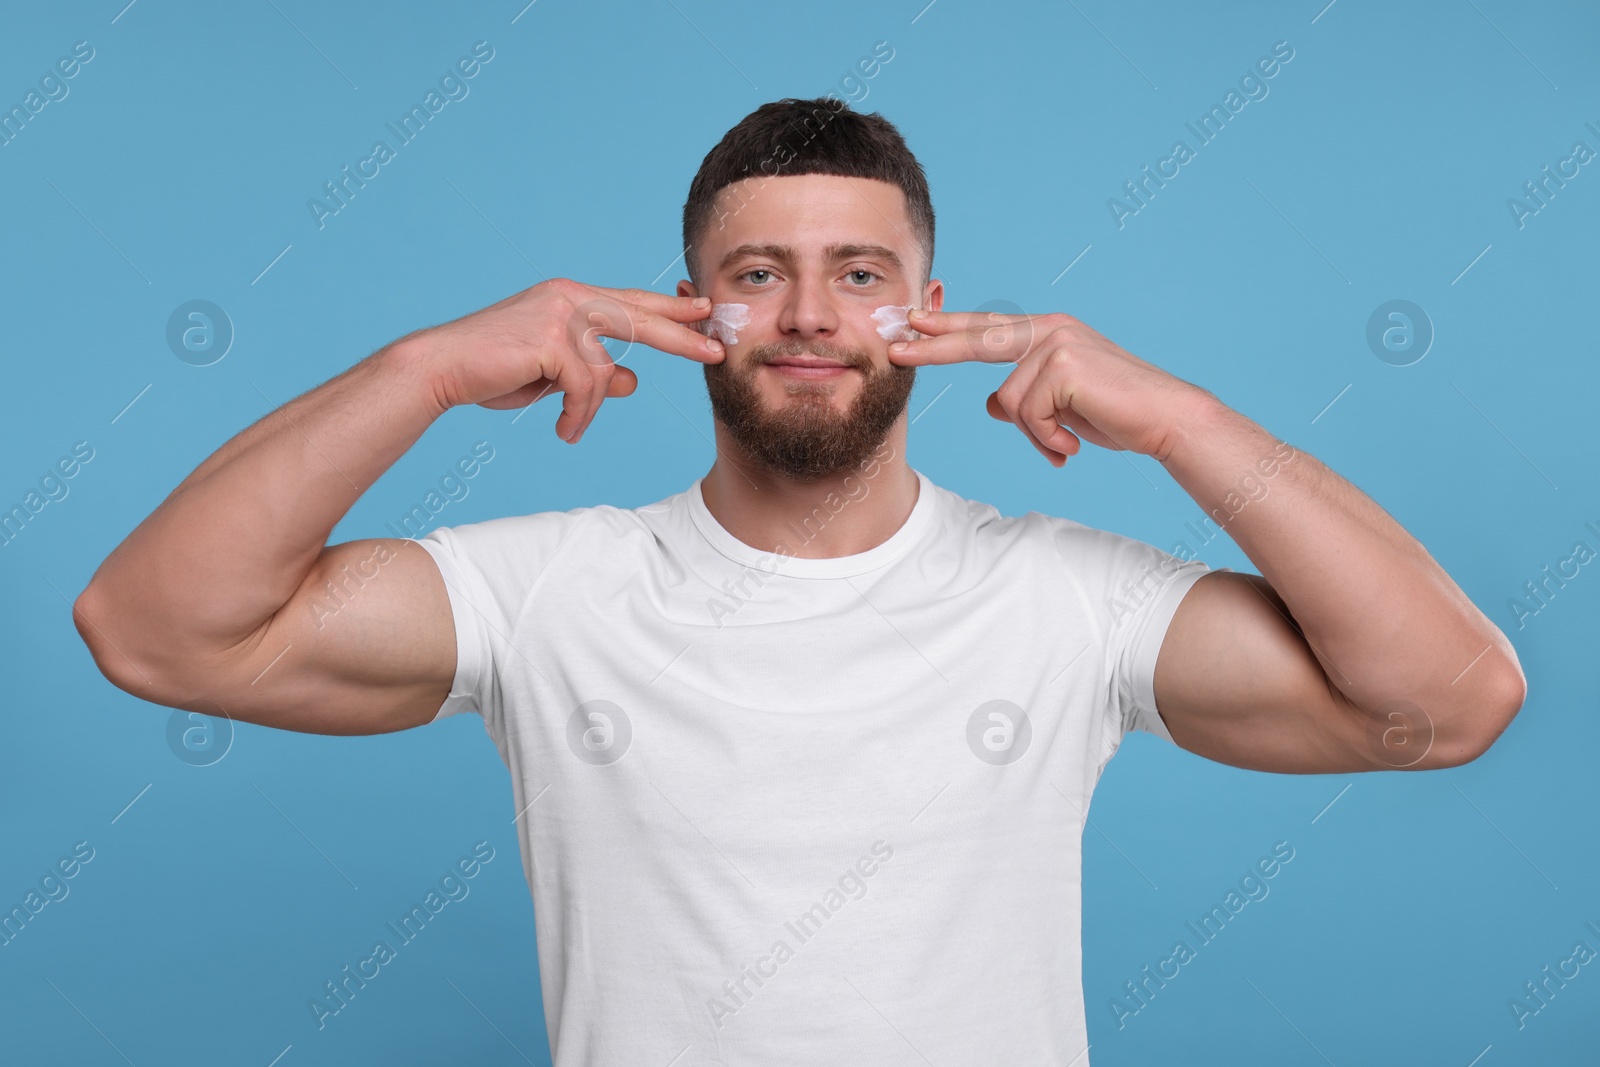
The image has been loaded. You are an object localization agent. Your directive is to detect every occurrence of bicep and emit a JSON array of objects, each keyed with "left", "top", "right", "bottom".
[
  {"left": 195, "top": 539, "right": 457, "bottom": 735},
  {"left": 1150, "top": 570, "right": 1387, "bottom": 773}
]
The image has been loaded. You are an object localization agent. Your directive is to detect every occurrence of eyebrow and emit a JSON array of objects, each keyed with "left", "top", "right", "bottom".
[{"left": 717, "top": 242, "right": 903, "bottom": 274}]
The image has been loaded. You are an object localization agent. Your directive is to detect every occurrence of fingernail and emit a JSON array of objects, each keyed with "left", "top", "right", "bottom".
[
  {"left": 692, "top": 296, "right": 710, "bottom": 308},
  {"left": 888, "top": 341, "right": 907, "bottom": 353},
  {"left": 708, "top": 340, "right": 725, "bottom": 355},
  {"left": 907, "top": 308, "right": 925, "bottom": 318}
]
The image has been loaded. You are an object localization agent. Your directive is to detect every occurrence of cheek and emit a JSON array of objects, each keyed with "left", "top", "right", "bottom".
[
  {"left": 714, "top": 297, "right": 921, "bottom": 347},
  {"left": 869, "top": 304, "right": 918, "bottom": 342},
  {"left": 700, "top": 302, "right": 752, "bottom": 345}
]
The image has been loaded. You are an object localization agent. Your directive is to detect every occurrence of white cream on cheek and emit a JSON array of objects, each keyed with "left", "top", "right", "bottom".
[
  {"left": 694, "top": 302, "right": 752, "bottom": 345},
  {"left": 871, "top": 304, "right": 920, "bottom": 342},
  {"left": 696, "top": 302, "right": 916, "bottom": 345}
]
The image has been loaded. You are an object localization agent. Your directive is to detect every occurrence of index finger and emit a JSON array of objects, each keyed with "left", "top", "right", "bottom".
[
  {"left": 887, "top": 309, "right": 1042, "bottom": 366},
  {"left": 569, "top": 290, "right": 725, "bottom": 365}
]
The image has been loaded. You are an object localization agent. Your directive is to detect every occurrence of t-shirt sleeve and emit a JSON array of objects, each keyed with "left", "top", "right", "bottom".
[
  {"left": 1049, "top": 517, "right": 1214, "bottom": 747},
  {"left": 412, "top": 511, "right": 582, "bottom": 733}
]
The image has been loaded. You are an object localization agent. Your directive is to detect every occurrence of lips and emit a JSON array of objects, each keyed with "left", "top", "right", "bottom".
[{"left": 766, "top": 355, "right": 853, "bottom": 369}]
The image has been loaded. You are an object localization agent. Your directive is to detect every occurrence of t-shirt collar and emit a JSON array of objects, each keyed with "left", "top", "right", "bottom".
[{"left": 686, "top": 467, "right": 936, "bottom": 579}]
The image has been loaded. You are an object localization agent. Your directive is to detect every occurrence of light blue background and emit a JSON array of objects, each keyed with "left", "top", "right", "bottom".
[{"left": 3, "top": 0, "right": 1596, "bottom": 1063}]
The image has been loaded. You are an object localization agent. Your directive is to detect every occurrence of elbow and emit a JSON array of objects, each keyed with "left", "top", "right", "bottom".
[
  {"left": 1476, "top": 651, "right": 1528, "bottom": 750},
  {"left": 72, "top": 582, "right": 111, "bottom": 672},
  {"left": 1497, "top": 650, "right": 1529, "bottom": 720},
  {"left": 1429, "top": 656, "right": 1528, "bottom": 769},
  {"left": 73, "top": 582, "right": 162, "bottom": 702}
]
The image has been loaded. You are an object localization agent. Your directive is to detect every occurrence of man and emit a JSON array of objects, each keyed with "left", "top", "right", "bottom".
[{"left": 74, "top": 97, "right": 1525, "bottom": 1064}]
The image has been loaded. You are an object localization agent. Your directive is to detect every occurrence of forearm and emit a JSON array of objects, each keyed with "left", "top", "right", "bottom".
[
  {"left": 79, "top": 336, "right": 448, "bottom": 668},
  {"left": 1157, "top": 394, "right": 1523, "bottom": 723}
]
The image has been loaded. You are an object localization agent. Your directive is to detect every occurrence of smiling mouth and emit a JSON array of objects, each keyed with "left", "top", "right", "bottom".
[
  {"left": 764, "top": 359, "right": 857, "bottom": 380},
  {"left": 765, "top": 356, "right": 853, "bottom": 369}
]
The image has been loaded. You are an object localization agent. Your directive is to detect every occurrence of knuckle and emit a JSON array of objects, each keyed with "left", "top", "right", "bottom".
[{"left": 552, "top": 277, "right": 593, "bottom": 304}]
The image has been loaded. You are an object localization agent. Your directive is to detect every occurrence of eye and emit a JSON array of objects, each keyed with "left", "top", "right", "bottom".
[
  {"left": 740, "top": 269, "right": 773, "bottom": 285},
  {"left": 847, "top": 270, "right": 878, "bottom": 285}
]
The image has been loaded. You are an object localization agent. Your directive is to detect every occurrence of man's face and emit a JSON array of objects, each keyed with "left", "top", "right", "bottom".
[{"left": 679, "top": 173, "right": 941, "bottom": 482}]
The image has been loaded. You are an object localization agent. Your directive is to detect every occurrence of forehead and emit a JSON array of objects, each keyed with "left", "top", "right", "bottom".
[{"left": 707, "top": 173, "right": 913, "bottom": 262}]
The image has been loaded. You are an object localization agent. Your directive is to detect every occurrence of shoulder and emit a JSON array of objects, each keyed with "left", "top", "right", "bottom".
[
  {"left": 422, "top": 503, "right": 600, "bottom": 548},
  {"left": 928, "top": 480, "right": 1137, "bottom": 562},
  {"left": 414, "top": 502, "right": 619, "bottom": 580},
  {"left": 922, "top": 478, "right": 1042, "bottom": 548},
  {"left": 1018, "top": 507, "right": 1189, "bottom": 574},
  {"left": 416, "top": 489, "right": 680, "bottom": 573},
  {"left": 934, "top": 482, "right": 1207, "bottom": 597}
]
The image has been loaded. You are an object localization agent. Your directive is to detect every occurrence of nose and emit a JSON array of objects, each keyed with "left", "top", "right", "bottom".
[{"left": 773, "top": 272, "right": 841, "bottom": 341}]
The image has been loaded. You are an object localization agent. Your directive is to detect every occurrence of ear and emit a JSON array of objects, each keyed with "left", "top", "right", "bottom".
[
  {"left": 676, "top": 279, "right": 699, "bottom": 299},
  {"left": 922, "top": 277, "right": 944, "bottom": 313}
]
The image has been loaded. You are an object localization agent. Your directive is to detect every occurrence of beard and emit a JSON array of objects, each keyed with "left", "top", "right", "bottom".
[{"left": 703, "top": 337, "right": 916, "bottom": 482}]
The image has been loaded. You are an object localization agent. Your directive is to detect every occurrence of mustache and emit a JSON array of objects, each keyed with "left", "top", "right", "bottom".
[{"left": 744, "top": 338, "right": 872, "bottom": 370}]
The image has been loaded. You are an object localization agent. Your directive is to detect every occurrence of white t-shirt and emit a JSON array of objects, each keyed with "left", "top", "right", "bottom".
[{"left": 415, "top": 467, "right": 1211, "bottom": 1066}]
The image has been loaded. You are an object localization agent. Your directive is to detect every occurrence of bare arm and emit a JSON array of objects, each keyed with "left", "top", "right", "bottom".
[
  {"left": 1151, "top": 397, "right": 1526, "bottom": 772},
  {"left": 887, "top": 308, "right": 1526, "bottom": 773},
  {"left": 73, "top": 341, "right": 460, "bottom": 734},
  {"left": 73, "top": 280, "right": 723, "bottom": 735}
]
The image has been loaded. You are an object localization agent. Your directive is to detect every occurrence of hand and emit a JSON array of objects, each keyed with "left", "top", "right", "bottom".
[
  {"left": 885, "top": 309, "right": 1211, "bottom": 466},
  {"left": 402, "top": 278, "right": 725, "bottom": 443}
]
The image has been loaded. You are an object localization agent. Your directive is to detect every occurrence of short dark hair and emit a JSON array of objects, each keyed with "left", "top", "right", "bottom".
[{"left": 681, "top": 97, "right": 935, "bottom": 290}]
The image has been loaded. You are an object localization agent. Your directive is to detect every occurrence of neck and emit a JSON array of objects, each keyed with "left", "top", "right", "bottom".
[{"left": 699, "top": 422, "right": 918, "bottom": 559}]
